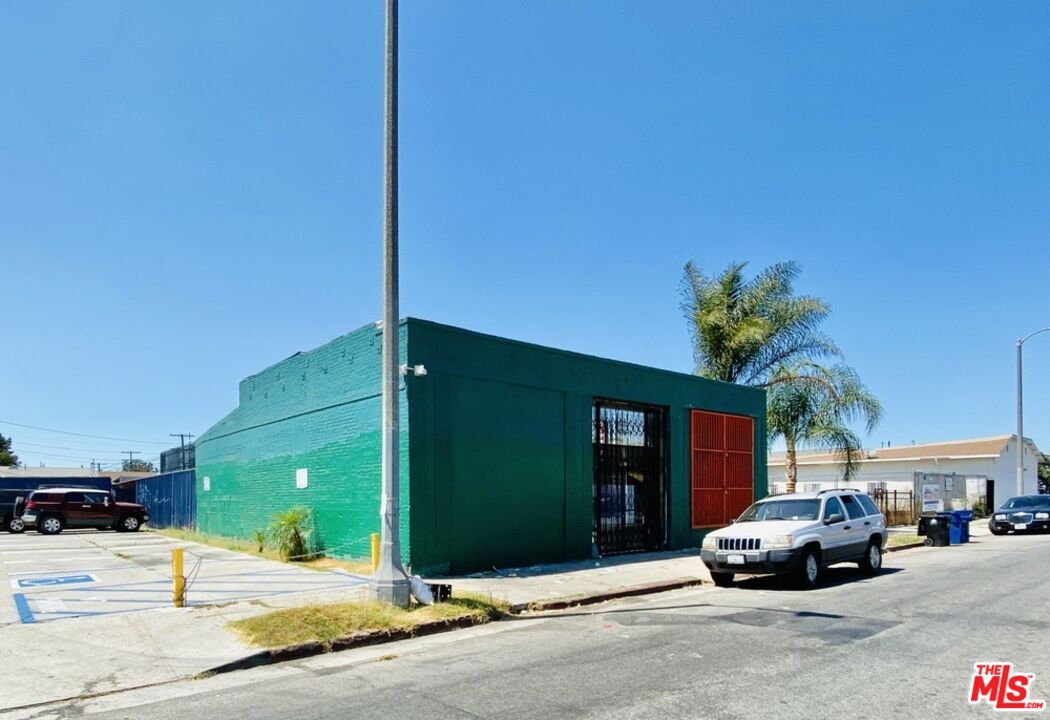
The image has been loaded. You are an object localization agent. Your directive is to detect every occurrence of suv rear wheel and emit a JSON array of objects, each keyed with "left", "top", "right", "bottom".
[
  {"left": 859, "top": 539, "right": 883, "bottom": 575},
  {"left": 38, "top": 515, "right": 64, "bottom": 535}
]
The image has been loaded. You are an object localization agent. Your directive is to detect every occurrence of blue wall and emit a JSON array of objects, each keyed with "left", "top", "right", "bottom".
[{"left": 135, "top": 470, "right": 196, "bottom": 529}]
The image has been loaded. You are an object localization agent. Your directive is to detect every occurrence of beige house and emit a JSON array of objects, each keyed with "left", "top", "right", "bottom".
[{"left": 768, "top": 434, "right": 1043, "bottom": 504}]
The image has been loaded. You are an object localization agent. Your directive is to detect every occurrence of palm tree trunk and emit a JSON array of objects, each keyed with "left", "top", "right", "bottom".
[{"left": 785, "top": 437, "right": 798, "bottom": 494}]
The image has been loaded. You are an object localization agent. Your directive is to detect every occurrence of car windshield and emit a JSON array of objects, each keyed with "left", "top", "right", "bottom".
[
  {"left": 1002, "top": 496, "right": 1050, "bottom": 509},
  {"left": 737, "top": 499, "right": 821, "bottom": 522}
]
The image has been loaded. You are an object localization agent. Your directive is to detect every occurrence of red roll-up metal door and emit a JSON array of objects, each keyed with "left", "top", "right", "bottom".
[{"left": 691, "top": 410, "right": 754, "bottom": 527}]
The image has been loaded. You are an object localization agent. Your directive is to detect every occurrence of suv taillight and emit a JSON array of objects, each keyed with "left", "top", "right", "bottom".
[{"left": 26, "top": 500, "right": 37, "bottom": 509}]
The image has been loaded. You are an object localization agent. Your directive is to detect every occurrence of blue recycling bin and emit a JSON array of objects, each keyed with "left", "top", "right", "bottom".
[{"left": 949, "top": 510, "right": 974, "bottom": 544}]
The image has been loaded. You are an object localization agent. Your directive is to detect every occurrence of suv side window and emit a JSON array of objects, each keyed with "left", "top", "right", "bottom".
[
  {"left": 83, "top": 492, "right": 108, "bottom": 505},
  {"left": 64, "top": 492, "right": 85, "bottom": 503},
  {"left": 857, "top": 494, "right": 880, "bottom": 517},
  {"left": 840, "top": 494, "right": 866, "bottom": 520},
  {"left": 823, "top": 497, "right": 846, "bottom": 522}
]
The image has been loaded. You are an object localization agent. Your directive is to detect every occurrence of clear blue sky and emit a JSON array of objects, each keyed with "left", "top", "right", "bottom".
[{"left": 2, "top": 1, "right": 1048, "bottom": 469}]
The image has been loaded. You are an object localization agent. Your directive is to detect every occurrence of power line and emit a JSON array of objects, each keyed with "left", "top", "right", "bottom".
[
  {"left": 14, "top": 449, "right": 128, "bottom": 462},
  {"left": 14, "top": 453, "right": 129, "bottom": 466},
  {"left": 12, "top": 434, "right": 139, "bottom": 450},
  {"left": 0, "top": 420, "right": 170, "bottom": 445},
  {"left": 13, "top": 440, "right": 134, "bottom": 454}
]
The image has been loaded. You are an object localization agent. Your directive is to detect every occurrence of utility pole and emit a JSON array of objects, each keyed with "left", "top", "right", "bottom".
[
  {"left": 122, "top": 451, "right": 138, "bottom": 470},
  {"left": 170, "top": 433, "right": 195, "bottom": 471},
  {"left": 371, "top": 0, "right": 411, "bottom": 608},
  {"left": 1016, "top": 328, "right": 1050, "bottom": 497}
]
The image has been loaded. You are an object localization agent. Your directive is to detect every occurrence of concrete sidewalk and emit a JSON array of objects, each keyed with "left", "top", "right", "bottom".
[
  {"left": 888, "top": 518, "right": 994, "bottom": 539},
  {"left": 429, "top": 549, "right": 711, "bottom": 611},
  {"left": 0, "top": 530, "right": 370, "bottom": 711},
  {"left": 0, "top": 530, "right": 367, "bottom": 626},
  {"left": 0, "top": 582, "right": 371, "bottom": 711}
]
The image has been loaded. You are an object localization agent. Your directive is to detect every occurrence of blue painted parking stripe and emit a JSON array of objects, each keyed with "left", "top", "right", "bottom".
[
  {"left": 13, "top": 593, "right": 35, "bottom": 624},
  {"left": 8, "top": 566, "right": 133, "bottom": 577},
  {"left": 53, "top": 597, "right": 174, "bottom": 604}
]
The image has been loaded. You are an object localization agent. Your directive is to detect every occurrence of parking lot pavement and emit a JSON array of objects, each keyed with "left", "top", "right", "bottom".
[{"left": 0, "top": 529, "right": 369, "bottom": 625}]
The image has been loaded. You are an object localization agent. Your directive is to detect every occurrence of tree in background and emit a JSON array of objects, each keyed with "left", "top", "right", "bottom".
[
  {"left": 766, "top": 361, "right": 883, "bottom": 493},
  {"left": 1039, "top": 455, "right": 1049, "bottom": 494},
  {"left": 682, "top": 261, "right": 882, "bottom": 491},
  {"left": 122, "top": 458, "right": 156, "bottom": 473},
  {"left": 680, "top": 260, "right": 838, "bottom": 385},
  {"left": 0, "top": 434, "right": 18, "bottom": 466}
]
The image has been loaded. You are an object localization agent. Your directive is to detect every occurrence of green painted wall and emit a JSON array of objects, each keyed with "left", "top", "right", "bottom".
[
  {"left": 195, "top": 317, "right": 766, "bottom": 577},
  {"left": 195, "top": 322, "right": 410, "bottom": 563},
  {"left": 405, "top": 319, "right": 767, "bottom": 575}
]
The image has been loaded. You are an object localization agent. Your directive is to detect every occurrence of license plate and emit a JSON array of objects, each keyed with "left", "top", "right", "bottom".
[
  {"left": 1014, "top": 523, "right": 1028, "bottom": 530},
  {"left": 726, "top": 554, "right": 745, "bottom": 565}
]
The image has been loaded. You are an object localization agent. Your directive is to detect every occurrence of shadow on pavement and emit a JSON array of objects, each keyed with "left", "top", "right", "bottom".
[{"left": 734, "top": 565, "right": 904, "bottom": 591}]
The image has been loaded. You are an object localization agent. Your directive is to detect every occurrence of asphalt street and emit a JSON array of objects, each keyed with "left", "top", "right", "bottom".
[{"left": 13, "top": 532, "right": 1049, "bottom": 720}]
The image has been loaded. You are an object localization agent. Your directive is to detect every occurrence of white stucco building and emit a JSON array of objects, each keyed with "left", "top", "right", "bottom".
[{"left": 768, "top": 435, "right": 1043, "bottom": 505}]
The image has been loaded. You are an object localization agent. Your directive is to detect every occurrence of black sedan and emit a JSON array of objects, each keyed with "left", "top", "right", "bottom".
[{"left": 989, "top": 495, "right": 1050, "bottom": 535}]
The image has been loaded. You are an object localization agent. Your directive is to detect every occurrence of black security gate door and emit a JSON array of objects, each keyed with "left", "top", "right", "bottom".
[{"left": 592, "top": 400, "right": 667, "bottom": 555}]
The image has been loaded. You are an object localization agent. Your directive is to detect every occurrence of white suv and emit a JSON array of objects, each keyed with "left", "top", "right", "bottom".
[{"left": 700, "top": 489, "right": 888, "bottom": 589}]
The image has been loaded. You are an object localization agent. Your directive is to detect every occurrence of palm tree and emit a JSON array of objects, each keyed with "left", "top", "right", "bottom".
[
  {"left": 766, "top": 361, "right": 883, "bottom": 493},
  {"left": 682, "top": 260, "right": 882, "bottom": 488},
  {"left": 680, "top": 261, "right": 838, "bottom": 385}
]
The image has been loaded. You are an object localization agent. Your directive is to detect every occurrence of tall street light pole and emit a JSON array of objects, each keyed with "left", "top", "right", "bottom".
[
  {"left": 1016, "top": 327, "right": 1050, "bottom": 498},
  {"left": 371, "top": 0, "right": 411, "bottom": 607}
]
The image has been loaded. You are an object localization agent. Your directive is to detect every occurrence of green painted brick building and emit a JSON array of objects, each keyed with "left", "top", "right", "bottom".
[{"left": 196, "top": 318, "right": 766, "bottom": 575}]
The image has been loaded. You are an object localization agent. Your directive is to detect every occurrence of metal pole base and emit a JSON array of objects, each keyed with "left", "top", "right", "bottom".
[{"left": 370, "top": 574, "right": 411, "bottom": 607}]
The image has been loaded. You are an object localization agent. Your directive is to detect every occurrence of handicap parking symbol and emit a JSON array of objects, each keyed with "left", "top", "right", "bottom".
[{"left": 13, "top": 574, "right": 99, "bottom": 589}]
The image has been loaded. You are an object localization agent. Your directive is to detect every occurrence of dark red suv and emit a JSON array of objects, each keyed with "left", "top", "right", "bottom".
[{"left": 21, "top": 487, "right": 150, "bottom": 534}]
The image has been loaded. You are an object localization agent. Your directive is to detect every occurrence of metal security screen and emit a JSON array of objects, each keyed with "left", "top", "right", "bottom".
[{"left": 592, "top": 400, "right": 667, "bottom": 555}]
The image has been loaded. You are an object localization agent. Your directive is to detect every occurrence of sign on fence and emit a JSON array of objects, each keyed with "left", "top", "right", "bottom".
[{"left": 922, "top": 484, "right": 944, "bottom": 512}]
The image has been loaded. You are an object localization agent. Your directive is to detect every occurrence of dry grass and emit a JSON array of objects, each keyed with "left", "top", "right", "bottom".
[
  {"left": 301, "top": 556, "right": 373, "bottom": 576},
  {"left": 887, "top": 533, "right": 922, "bottom": 547},
  {"left": 151, "top": 528, "right": 372, "bottom": 575},
  {"left": 228, "top": 594, "right": 509, "bottom": 649}
]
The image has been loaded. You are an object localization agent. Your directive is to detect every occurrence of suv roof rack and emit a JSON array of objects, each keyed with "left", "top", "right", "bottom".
[
  {"left": 36, "top": 484, "right": 109, "bottom": 491},
  {"left": 815, "top": 488, "right": 862, "bottom": 495}
]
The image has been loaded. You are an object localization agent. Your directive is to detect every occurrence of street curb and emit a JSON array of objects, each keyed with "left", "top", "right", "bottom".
[
  {"left": 206, "top": 612, "right": 497, "bottom": 676},
  {"left": 508, "top": 577, "right": 706, "bottom": 614},
  {"left": 204, "top": 578, "right": 706, "bottom": 674},
  {"left": 886, "top": 542, "right": 926, "bottom": 552}
]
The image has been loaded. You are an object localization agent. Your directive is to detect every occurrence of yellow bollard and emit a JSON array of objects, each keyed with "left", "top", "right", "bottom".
[
  {"left": 172, "top": 547, "right": 185, "bottom": 608},
  {"left": 371, "top": 533, "right": 380, "bottom": 574}
]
